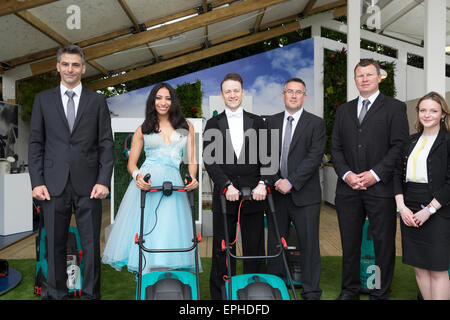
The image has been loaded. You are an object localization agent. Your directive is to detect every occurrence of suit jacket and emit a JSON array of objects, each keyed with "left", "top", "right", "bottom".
[
  {"left": 28, "top": 86, "right": 114, "bottom": 197},
  {"left": 264, "top": 110, "right": 326, "bottom": 207},
  {"left": 331, "top": 93, "right": 409, "bottom": 198},
  {"left": 393, "top": 128, "right": 450, "bottom": 216},
  {"left": 203, "top": 110, "right": 267, "bottom": 214}
]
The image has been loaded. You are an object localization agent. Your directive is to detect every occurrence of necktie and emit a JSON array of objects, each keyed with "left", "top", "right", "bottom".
[
  {"left": 359, "top": 99, "right": 370, "bottom": 124},
  {"left": 280, "top": 116, "right": 294, "bottom": 178},
  {"left": 66, "top": 90, "right": 76, "bottom": 132}
]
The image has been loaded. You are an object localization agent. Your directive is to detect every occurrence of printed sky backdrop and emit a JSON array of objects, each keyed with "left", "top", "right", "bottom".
[{"left": 107, "top": 38, "right": 314, "bottom": 119}]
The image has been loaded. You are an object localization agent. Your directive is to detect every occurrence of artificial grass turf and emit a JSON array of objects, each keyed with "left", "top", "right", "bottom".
[{"left": 0, "top": 257, "right": 419, "bottom": 300}]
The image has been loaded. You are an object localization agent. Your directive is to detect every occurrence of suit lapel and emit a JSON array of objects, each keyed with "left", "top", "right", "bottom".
[
  {"left": 407, "top": 129, "right": 444, "bottom": 159},
  {"left": 238, "top": 111, "right": 254, "bottom": 161},
  {"left": 217, "top": 112, "right": 237, "bottom": 161},
  {"left": 408, "top": 134, "right": 420, "bottom": 156},
  {"left": 72, "top": 88, "right": 89, "bottom": 134},
  {"left": 361, "top": 94, "right": 385, "bottom": 124},
  {"left": 348, "top": 98, "right": 359, "bottom": 127},
  {"left": 272, "top": 112, "right": 284, "bottom": 157},
  {"left": 428, "top": 128, "right": 446, "bottom": 156},
  {"left": 243, "top": 111, "right": 253, "bottom": 133},
  {"left": 288, "top": 110, "right": 310, "bottom": 156},
  {"left": 53, "top": 87, "right": 70, "bottom": 132}
]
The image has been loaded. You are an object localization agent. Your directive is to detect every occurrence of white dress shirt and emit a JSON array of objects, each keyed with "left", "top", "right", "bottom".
[
  {"left": 281, "top": 107, "right": 303, "bottom": 147},
  {"left": 225, "top": 107, "right": 244, "bottom": 157},
  {"left": 60, "top": 82, "right": 82, "bottom": 118},
  {"left": 276, "top": 108, "right": 304, "bottom": 187},
  {"left": 406, "top": 134, "right": 438, "bottom": 183},
  {"left": 357, "top": 90, "right": 379, "bottom": 119}
]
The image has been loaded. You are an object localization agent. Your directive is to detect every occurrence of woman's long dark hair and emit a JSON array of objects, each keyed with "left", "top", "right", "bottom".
[{"left": 141, "top": 83, "right": 189, "bottom": 134}]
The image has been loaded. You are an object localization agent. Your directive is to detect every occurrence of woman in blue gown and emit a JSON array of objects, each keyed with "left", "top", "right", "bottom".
[{"left": 102, "top": 83, "right": 200, "bottom": 274}]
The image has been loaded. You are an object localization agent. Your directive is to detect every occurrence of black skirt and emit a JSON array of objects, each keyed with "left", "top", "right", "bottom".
[{"left": 402, "top": 182, "right": 450, "bottom": 271}]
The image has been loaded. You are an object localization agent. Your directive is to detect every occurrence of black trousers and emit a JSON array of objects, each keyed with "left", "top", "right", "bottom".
[
  {"left": 41, "top": 178, "right": 102, "bottom": 299},
  {"left": 267, "top": 192, "right": 322, "bottom": 299},
  {"left": 209, "top": 206, "right": 265, "bottom": 300},
  {"left": 336, "top": 193, "right": 396, "bottom": 300}
]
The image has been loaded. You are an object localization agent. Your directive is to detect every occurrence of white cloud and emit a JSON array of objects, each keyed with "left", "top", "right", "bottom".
[
  {"left": 267, "top": 46, "right": 314, "bottom": 78},
  {"left": 107, "top": 88, "right": 150, "bottom": 118},
  {"left": 246, "top": 75, "right": 285, "bottom": 116},
  {"left": 245, "top": 65, "right": 316, "bottom": 117}
]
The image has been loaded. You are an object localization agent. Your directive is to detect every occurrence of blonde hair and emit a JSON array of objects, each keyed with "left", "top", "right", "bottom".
[{"left": 415, "top": 91, "right": 450, "bottom": 132}]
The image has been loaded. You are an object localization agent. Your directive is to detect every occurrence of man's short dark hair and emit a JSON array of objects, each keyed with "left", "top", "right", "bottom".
[
  {"left": 284, "top": 77, "right": 306, "bottom": 92},
  {"left": 221, "top": 73, "right": 243, "bottom": 91},
  {"left": 354, "top": 58, "right": 380, "bottom": 75},
  {"left": 57, "top": 44, "right": 85, "bottom": 65}
]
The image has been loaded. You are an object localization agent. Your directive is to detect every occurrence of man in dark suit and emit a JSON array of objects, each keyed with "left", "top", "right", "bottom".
[
  {"left": 331, "top": 59, "right": 409, "bottom": 300},
  {"left": 264, "top": 78, "right": 325, "bottom": 300},
  {"left": 28, "top": 45, "right": 114, "bottom": 299},
  {"left": 203, "top": 73, "right": 267, "bottom": 299}
]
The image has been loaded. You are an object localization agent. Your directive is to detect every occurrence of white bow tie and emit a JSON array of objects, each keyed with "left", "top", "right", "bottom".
[{"left": 226, "top": 110, "right": 243, "bottom": 119}]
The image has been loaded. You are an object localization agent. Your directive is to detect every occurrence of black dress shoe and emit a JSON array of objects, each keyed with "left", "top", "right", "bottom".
[{"left": 336, "top": 292, "right": 360, "bottom": 300}]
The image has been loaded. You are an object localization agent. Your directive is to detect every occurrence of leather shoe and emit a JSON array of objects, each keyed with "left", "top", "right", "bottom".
[{"left": 336, "top": 292, "right": 360, "bottom": 300}]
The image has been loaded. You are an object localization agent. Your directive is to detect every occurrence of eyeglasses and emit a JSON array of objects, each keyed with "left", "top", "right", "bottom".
[{"left": 285, "top": 89, "right": 305, "bottom": 96}]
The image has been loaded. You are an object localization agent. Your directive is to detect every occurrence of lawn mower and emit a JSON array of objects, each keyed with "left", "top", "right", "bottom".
[
  {"left": 220, "top": 184, "right": 297, "bottom": 300},
  {"left": 135, "top": 173, "right": 201, "bottom": 300}
]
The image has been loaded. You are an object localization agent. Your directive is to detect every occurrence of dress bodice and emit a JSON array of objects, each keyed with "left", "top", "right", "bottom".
[{"left": 142, "top": 130, "right": 187, "bottom": 170}]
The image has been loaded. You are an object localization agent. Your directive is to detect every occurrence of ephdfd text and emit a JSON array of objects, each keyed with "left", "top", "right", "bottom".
[{"left": 178, "top": 304, "right": 270, "bottom": 318}]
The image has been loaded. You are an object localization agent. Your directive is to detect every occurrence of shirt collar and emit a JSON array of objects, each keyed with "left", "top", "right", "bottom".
[
  {"left": 359, "top": 90, "right": 379, "bottom": 105},
  {"left": 284, "top": 107, "right": 303, "bottom": 123},
  {"left": 225, "top": 107, "right": 244, "bottom": 119},
  {"left": 60, "top": 82, "right": 82, "bottom": 98}
]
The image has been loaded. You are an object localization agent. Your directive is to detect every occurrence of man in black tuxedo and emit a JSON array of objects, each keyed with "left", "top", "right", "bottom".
[
  {"left": 265, "top": 78, "right": 325, "bottom": 300},
  {"left": 28, "top": 45, "right": 114, "bottom": 299},
  {"left": 203, "top": 73, "right": 267, "bottom": 299},
  {"left": 331, "top": 59, "right": 409, "bottom": 300}
]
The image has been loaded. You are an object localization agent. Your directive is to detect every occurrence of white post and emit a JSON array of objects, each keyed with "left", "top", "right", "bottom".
[
  {"left": 313, "top": 36, "right": 324, "bottom": 118},
  {"left": 2, "top": 74, "right": 16, "bottom": 102},
  {"left": 396, "top": 47, "right": 408, "bottom": 101},
  {"left": 424, "top": 0, "right": 446, "bottom": 96},
  {"left": 346, "top": 0, "right": 361, "bottom": 101},
  {"left": 2, "top": 64, "right": 33, "bottom": 102}
]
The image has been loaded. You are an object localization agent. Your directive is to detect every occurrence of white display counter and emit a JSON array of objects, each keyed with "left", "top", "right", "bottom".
[{"left": 0, "top": 173, "right": 33, "bottom": 236}]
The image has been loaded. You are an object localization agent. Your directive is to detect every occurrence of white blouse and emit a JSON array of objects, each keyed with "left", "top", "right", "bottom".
[{"left": 406, "top": 134, "right": 438, "bottom": 183}]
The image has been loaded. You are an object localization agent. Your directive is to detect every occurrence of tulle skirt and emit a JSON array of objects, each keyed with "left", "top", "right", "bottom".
[{"left": 102, "top": 163, "right": 201, "bottom": 274}]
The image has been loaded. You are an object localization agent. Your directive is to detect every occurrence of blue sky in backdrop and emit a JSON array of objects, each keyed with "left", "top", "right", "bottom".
[{"left": 107, "top": 37, "right": 314, "bottom": 118}]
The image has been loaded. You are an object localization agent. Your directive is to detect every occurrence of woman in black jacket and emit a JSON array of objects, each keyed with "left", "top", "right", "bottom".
[{"left": 394, "top": 91, "right": 450, "bottom": 300}]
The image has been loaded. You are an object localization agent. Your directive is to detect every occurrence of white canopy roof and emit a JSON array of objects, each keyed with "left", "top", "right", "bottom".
[{"left": 0, "top": 0, "right": 449, "bottom": 90}]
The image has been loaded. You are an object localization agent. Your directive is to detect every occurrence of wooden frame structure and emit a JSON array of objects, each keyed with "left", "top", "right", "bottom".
[{"left": 1, "top": 0, "right": 349, "bottom": 95}]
